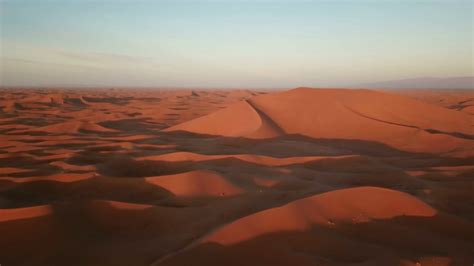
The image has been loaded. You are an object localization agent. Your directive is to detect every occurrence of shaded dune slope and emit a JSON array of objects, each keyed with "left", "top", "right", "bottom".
[{"left": 0, "top": 200, "right": 195, "bottom": 266}]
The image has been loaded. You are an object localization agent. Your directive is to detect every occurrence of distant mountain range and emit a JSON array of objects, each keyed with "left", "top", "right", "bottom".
[{"left": 358, "top": 76, "right": 474, "bottom": 89}]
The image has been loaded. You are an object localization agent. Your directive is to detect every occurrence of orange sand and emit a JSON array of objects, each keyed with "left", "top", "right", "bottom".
[{"left": 0, "top": 88, "right": 472, "bottom": 266}]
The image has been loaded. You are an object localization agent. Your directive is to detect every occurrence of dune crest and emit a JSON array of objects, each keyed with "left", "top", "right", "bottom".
[
  {"left": 164, "top": 100, "right": 282, "bottom": 138},
  {"left": 138, "top": 151, "right": 354, "bottom": 167}
]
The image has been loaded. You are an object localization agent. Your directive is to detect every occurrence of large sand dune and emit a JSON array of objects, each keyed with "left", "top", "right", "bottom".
[
  {"left": 0, "top": 88, "right": 473, "bottom": 265},
  {"left": 167, "top": 88, "right": 473, "bottom": 156},
  {"left": 156, "top": 187, "right": 472, "bottom": 266},
  {"left": 202, "top": 186, "right": 438, "bottom": 246}
]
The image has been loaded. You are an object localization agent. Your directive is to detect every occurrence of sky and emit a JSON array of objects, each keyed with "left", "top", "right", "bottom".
[{"left": 0, "top": 0, "right": 472, "bottom": 88}]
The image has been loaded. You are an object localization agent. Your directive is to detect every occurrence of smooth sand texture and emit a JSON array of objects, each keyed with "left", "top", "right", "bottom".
[{"left": 0, "top": 88, "right": 473, "bottom": 266}]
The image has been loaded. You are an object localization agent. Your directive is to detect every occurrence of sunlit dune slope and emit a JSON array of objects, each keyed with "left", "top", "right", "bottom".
[{"left": 145, "top": 170, "right": 243, "bottom": 197}]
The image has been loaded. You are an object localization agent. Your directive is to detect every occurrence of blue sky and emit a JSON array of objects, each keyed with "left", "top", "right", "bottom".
[{"left": 1, "top": 0, "right": 472, "bottom": 88}]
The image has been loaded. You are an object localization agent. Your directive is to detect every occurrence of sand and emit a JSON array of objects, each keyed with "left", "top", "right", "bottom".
[
  {"left": 167, "top": 88, "right": 473, "bottom": 156},
  {"left": 0, "top": 87, "right": 473, "bottom": 266}
]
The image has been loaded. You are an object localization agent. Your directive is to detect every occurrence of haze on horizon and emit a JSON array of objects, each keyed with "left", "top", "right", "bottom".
[{"left": 0, "top": 0, "right": 472, "bottom": 88}]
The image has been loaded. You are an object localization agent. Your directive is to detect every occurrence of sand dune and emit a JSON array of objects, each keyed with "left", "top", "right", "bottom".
[
  {"left": 146, "top": 170, "right": 243, "bottom": 197},
  {"left": 0, "top": 200, "right": 193, "bottom": 265},
  {"left": 167, "top": 88, "right": 473, "bottom": 155},
  {"left": 201, "top": 187, "right": 437, "bottom": 245},
  {"left": 11, "top": 120, "right": 119, "bottom": 134},
  {"left": 165, "top": 100, "right": 264, "bottom": 137},
  {"left": 1, "top": 88, "right": 473, "bottom": 266},
  {"left": 156, "top": 187, "right": 472, "bottom": 266},
  {"left": 153, "top": 187, "right": 474, "bottom": 265}
]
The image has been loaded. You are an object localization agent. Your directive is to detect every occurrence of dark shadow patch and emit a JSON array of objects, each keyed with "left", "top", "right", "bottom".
[
  {"left": 83, "top": 96, "right": 132, "bottom": 105},
  {"left": 64, "top": 97, "right": 88, "bottom": 107},
  {"left": 97, "top": 158, "right": 194, "bottom": 177},
  {"left": 0, "top": 177, "right": 172, "bottom": 208},
  {"left": 99, "top": 118, "right": 166, "bottom": 133}
]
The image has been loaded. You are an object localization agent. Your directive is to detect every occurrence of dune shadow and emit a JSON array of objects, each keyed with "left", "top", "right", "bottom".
[
  {"left": 0, "top": 176, "right": 174, "bottom": 208},
  {"left": 0, "top": 200, "right": 201, "bottom": 266},
  {"left": 98, "top": 118, "right": 167, "bottom": 133},
  {"left": 97, "top": 158, "right": 195, "bottom": 178}
]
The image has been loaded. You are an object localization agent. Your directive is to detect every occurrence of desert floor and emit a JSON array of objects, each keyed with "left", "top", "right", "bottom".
[{"left": 0, "top": 87, "right": 473, "bottom": 266}]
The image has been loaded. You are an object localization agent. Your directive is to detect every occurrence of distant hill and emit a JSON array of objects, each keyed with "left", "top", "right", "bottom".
[{"left": 359, "top": 76, "right": 474, "bottom": 89}]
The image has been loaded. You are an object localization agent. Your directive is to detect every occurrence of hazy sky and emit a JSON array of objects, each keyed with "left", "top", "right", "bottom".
[{"left": 1, "top": 0, "right": 472, "bottom": 88}]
